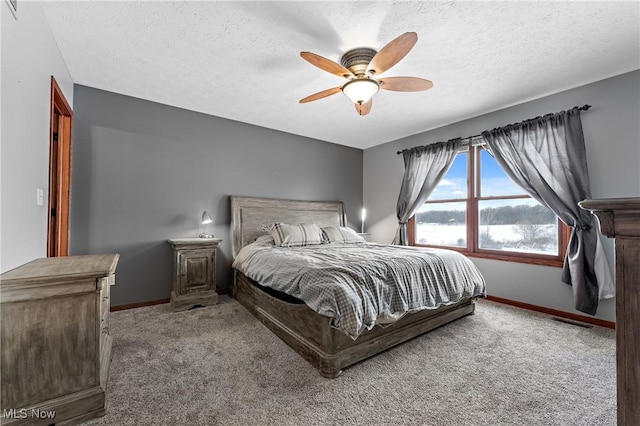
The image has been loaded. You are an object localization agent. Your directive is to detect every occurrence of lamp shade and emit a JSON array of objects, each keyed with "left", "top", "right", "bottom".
[
  {"left": 201, "top": 211, "right": 213, "bottom": 225},
  {"left": 342, "top": 79, "right": 379, "bottom": 104}
]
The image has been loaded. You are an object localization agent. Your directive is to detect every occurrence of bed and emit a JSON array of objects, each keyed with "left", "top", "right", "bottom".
[{"left": 230, "top": 195, "right": 485, "bottom": 378}]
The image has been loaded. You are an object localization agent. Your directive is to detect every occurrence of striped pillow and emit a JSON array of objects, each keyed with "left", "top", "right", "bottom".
[
  {"left": 268, "top": 223, "right": 325, "bottom": 247},
  {"left": 321, "top": 226, "right": 366, "bottom": 244}
]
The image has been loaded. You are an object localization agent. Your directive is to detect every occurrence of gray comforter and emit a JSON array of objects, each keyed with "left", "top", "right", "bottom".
[{"left": 233, "top": 239, "right": 486, "bottom": 339}]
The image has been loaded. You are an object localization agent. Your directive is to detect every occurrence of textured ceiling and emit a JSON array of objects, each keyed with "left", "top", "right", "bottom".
[{"left": 40, "top": 1, "right": 640, "bottom": 149}]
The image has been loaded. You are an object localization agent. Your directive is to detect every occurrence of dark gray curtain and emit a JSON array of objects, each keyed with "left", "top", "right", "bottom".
[
  {"left": 394, "top": 138, "right": 463, "bottom": 245},
  {"left": 481, "top": 107, "right": 613, "bottom": 315}
]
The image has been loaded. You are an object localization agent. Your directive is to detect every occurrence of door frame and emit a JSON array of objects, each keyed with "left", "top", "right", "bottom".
[{"left": 47, "top": 76, "right": 73, "bottom": 257}]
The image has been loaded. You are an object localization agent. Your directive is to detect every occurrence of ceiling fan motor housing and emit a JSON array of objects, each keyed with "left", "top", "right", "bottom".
[{"left": 340, "top": 48, "right": 377, "bottom": 76}]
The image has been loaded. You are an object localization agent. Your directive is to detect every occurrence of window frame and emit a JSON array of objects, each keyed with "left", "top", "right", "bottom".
[{"left": 409, "top": 143, "right": 569, "bottom": 267}]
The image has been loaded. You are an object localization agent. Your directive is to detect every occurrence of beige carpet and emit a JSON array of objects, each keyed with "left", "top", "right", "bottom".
[{"left": 87, "top": 297, "right": 615, "bottom": 425}]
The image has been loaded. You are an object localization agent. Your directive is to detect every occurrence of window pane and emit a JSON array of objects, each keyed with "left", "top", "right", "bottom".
[
  {"left": 478, "top": 199, "right": 558, "bottom": 255},
  {"left": 480, "top": 149, "right": 527, "bottom": 197},
  {"left": 415, "top": 202, "right": 467, "bottom": 247},
  {"left": 430, "top": 152, "right": 467, "bottom": 200}
]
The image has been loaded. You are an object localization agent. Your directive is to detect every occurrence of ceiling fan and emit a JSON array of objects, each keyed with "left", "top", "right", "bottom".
[{"left": 299, "top": 32, "right": 433, "bottom": 116}]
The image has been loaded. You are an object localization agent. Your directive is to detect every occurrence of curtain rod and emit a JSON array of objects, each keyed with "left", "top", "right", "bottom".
[{"left": 396, "top": 104, "right": 591, "bottom": 155}]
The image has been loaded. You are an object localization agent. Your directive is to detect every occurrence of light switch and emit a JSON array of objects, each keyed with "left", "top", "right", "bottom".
[{"left": 36, "top": 188, "right": 44, "bottom": 206}]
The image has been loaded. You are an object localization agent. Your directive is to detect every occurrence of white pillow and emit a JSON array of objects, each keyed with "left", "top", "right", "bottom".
[
  {"left": 321, "top": 226, "right": 366, "bottom": 244},
  {"left": 267, "top": 223, "right": 325, "bottom": 247},
  {"left": 254, "top": 234, "right": 275, "bottom": 245}
]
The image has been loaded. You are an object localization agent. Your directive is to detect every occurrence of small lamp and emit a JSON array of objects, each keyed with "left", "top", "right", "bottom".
[
  {"left": 361, "top": 208, "right": 367, "bottom": 234},
  {"left": 199, "top": 211, "right": 214, "bottom": 238}
]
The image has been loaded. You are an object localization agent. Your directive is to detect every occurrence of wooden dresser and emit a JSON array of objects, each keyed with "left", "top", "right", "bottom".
[
  {"left": 579, "top": 198, "right": 640, "bottom": 426},
  {"left": 0, "top": 254, "right": 118, "bottom": 425}
]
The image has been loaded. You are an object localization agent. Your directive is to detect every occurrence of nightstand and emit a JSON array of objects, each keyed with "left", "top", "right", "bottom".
[{"left": 168, "top": 238, "right": 221, "bottom": 311}]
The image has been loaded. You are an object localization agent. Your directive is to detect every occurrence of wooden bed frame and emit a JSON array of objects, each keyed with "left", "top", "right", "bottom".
[{"left": 230, "top": 195, "right": 476, "bottom": 378}]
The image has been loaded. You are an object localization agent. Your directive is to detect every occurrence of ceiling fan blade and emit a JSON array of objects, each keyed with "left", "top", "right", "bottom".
[
  {"left": 355, "top": 99, "right": 372, "bottom": 116},
  {"left": 299, "top": 87, "right": 343, "bottom": 103},
  {"left": 300, "top": 52, "right": 354, "bottom": 79},
  {"left": 366, "top": 32, "right": 418, "bottom": 76},
  {"left": 378, "top": 77, "right": 433, "bottom": 92}
]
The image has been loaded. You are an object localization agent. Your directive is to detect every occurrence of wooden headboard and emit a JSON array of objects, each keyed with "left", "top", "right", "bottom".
[{"left": 230, "top": 196, "right": 346, "bottom": 258}]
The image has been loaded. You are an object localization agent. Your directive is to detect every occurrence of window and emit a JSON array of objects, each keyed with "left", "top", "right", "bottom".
[{"left": 409, "top": 143, "right": 568, "bottom": 266}]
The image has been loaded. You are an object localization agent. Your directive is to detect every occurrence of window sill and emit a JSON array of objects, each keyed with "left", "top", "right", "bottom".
[
  {"left": 413, "top": 244, "right": 564, "bottom": 268},
  {"left": 467, "top": 251, "right": 564, "bottom": 268}
]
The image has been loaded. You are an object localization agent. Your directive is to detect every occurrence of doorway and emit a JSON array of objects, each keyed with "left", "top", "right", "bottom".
[{"left": 47, "top": 76, "right": 73, "bottom": 257}]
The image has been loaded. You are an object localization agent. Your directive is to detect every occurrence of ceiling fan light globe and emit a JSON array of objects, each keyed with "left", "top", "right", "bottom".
[{"left": 342, "top": 79, "right": 380, "bottom": 104}]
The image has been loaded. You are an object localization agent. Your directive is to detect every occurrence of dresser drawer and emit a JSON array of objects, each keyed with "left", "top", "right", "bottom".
[{"left": 98, "top": 275, "right": 113, "bottom": 354}]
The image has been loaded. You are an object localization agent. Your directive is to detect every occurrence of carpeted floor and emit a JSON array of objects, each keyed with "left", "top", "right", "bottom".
[{"left": 87, "top": 297, "right": 615, "bottom": 426}]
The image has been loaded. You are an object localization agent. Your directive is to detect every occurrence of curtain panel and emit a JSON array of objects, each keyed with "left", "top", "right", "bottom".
[
  {"left": 481, "top": 107, "right": 614, "bottom": 315},
  {"left": 394, "top": 138, "right": 463, "bottom": 245}
]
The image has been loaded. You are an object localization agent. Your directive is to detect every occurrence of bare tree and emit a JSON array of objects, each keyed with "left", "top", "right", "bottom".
[
  {"left": 512, "top": 221, "right": 552, "bottom": 248},
  {"left": 479, "top": 208, "right": 499, "bottom": 248}
]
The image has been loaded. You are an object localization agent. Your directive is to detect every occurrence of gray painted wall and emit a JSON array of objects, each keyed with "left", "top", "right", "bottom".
[
  {"left": 71, "top": 85, "right": 363, "bottom": 306},
  {"left": 363, "top": 70, "right": 640, "bottom": 322},
  {"left": 1, "top": 1, "right": 74, "bottom": 273}
]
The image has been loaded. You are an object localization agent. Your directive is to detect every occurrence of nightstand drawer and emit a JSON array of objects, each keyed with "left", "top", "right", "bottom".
[{"left": 178, "top": 249, "right": 215, "bottom": 293}]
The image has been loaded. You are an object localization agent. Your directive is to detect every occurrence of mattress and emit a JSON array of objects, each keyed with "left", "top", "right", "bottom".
[{"left": 233, "top": 238, "right": 486, "bottom": 339}]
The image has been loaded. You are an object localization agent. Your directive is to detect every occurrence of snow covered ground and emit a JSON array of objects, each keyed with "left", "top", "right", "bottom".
[{"left": 415, "top": 223, "right": 558, "bottom": 255}]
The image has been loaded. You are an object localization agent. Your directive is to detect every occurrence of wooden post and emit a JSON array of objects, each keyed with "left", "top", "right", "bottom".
[{"left": 579, "top": 198, "right": 640, "bottom": 426}]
